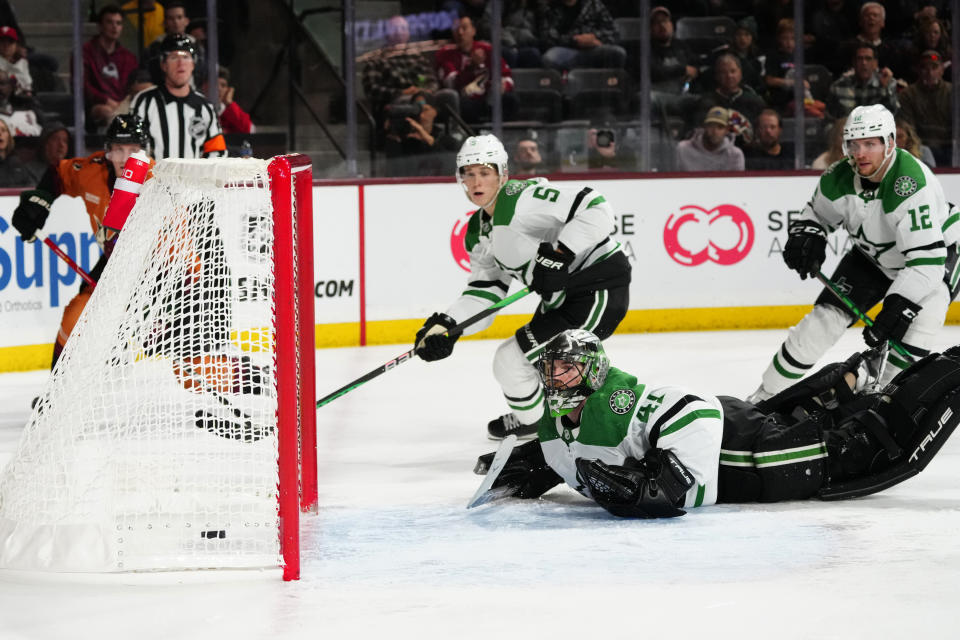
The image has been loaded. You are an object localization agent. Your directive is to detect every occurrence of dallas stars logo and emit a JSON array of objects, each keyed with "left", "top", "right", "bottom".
[
  {"left": 609, "top": 389, "right": 636, "bottom": 415},
  {"left": 851, "top": 225, "right": 896, "bottom": 260},
  {"left": 504, "top": 181, "right": 526, "bottom": 196},
  {"left": 893, "top": 176, "right": 918, "bottom": 197}
]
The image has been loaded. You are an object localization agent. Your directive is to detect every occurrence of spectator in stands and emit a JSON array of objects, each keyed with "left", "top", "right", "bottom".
[
  {"left": 811, "top": 116, "right": 846, "bottom": 170},
  {"left": 142, "top": 1, "right": 205, "bottom": 88},
  {"left": 25, "top": 120, "right": 69, "bottom": 179},
  {"left": 213, "top": 66, "right": 253, "bottom": 134},
  {"left": 899, "top": 15, "right": 952, "bottom": 84},
  {"left": 896, "top": 117, "right": 937, "bottom": 167},
  {"left": 650, "top": 6, "right": 698, "bottom": 94},
  {"left": 0, "top": 25, "right": 30, "bottom": 96},
  {"left": 538, "top": 0, "right": 626, "bottom": 72},
  {"left": 744, "top": 109, "right": 794, "bottom": 170},
  {"left": 898, "top": 49, "right": 951, "bottom": 166},
  {"left": 361, "top": 15, "right": 440, "bottom": 128},
  {"left": 763, "top": 18, "right": 809, "bottom": 112},
  {"left": 677, "top": 106, "right": 744, "bottom": 171},
  {"left": 122, "top": 0, "right": 165, "bottom": 49},
  {"left": 694, "top": 53, "right": 765, "bottom": 139},
  {"left": 115, "top": 68, "right": 154, "bottom": 115},
  {"left": 729, "top": 20, "right": 764, "bottom": 94},
  {"left": 383, "top": 90, "right": 459, "bottom": 177},
  {"left": 0, "top": 72, "right": 41, "bottom": 136},
  {"left": 825, "top": 44, "right": 899, "bottom": 119},
  {"left": 810, "top": 0, "right": 859, "bottom": 73},
  {"left": 587, "top": 127, "right": 636, "bottom": 171},
  {"left": 84, "top": 5, "right": 138, "bottom": 131},
  {"left": 0, "top": 118, "right": 34, "bottom": 186},
  {"left": 512, "top": 135, "right": 547, "bottom": 175},
  {"left": 836, "top": 3, "right": 900, "bottom": 79},
  {"left": 435, "top": 16, "right": 517, "bottom": 124},
  {"left": 481, "top": 0, "right": 541, "bottom": 68}
]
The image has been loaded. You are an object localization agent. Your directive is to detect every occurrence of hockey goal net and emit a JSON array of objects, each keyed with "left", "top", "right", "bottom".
[{"left": 0, "top": 155, "right": 316, "bottom": 581}]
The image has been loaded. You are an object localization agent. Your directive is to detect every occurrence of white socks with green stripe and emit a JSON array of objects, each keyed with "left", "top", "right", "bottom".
[
  {"left": 493, "top": 337, "right": 545, "bottom": 425},
  {"left": 758, "top": 304, "right": 850, "bottom": 398}
]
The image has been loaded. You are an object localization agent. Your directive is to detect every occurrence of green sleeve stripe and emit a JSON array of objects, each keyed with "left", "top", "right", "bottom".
[
  {"left": 507, "top": 388, "right": 544, "bottom": 412},
  {"left": 659, "top": 408, "right": 722, "bottom": 438},
  {"left": 463, "top": 290, "right": 503, "bottom": 304},
  {"left": 905, "top": 257, "right": 946, "bottom": 267},
  {"left": 772, "top": 354, "right": 805, "bottom": 380},
  {"left": 942, "top": 213, "right": 959, "bottom": 233},
  {"left": 585, "top": 195, "right": 607, "bottom": 209},
  {"left": 693, "top": 484, "right": 705, "bottom": 507}
]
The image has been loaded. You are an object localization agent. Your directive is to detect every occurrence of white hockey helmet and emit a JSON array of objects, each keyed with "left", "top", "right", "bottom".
[
  {"left": 455, "top": 134, "right": 509, "bottom": 193},
  {"left": 842, "top": 104, "right": 896, "bottom": 176}
]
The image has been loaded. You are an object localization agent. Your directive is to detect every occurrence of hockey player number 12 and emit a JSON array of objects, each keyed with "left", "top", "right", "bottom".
[{"left": 908, "top": 205, "right": 932, "bottom": 231}]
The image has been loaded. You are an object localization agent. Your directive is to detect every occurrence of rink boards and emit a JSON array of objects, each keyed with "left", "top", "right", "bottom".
[{"left": 2, "top": 171, "right": 960, "bottom": 370}]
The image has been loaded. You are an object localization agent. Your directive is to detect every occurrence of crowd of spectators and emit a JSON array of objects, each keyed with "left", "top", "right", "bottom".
[
  {"left": 0, "top": 1, "right": 254, "bottom": 187},
  {"left": 360, "top": 0, "right": 955, "bottom": 175}
]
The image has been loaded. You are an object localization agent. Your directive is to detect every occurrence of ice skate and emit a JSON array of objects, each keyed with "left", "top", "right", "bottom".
[{"left": 487, "top": 412, "right": 538, "bottom": 440}]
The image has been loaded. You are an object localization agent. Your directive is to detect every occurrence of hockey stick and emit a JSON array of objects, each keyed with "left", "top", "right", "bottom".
[
  {"left": 467, "top": 435, "right": 519, "bottom": 508},
  {"left": 815, "top": 271, "right": 915, "bottom": 363},
  {"left": 316, "top": 287, "right": 533, "bottom": 408},
  {"left": 35, "top": 231, "right": 97, "bottom": 289}
]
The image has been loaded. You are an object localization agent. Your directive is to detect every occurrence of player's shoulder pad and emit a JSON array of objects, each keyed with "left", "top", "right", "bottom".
[
  {"left": 817, "top": 157, "right": 856, "bottom": 202},
  {"left": 880, "top": 149, "right": 927, "bottom": 214},
  {"left": 492, "top": 179, "right": 538, "bottom": 227},
  {"left": 577, "top": 367, "right": 642, "bottom": 447},
  {"left": 464, "top": 207, "right": 486, "bottom": 253}
]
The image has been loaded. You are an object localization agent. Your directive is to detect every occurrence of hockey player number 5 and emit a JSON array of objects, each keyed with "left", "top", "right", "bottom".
[{"left": 533, "top": 186, "right": 560, "bottom": 202}]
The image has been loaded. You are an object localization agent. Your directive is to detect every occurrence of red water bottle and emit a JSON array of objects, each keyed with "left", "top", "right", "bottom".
[{"left": 102, "top": 150, "right": 151, "bottom": 232}]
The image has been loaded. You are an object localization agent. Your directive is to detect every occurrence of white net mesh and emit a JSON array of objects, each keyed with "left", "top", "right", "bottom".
[{"left": 0, "top": 158, "right": 286, "bottom": 573}]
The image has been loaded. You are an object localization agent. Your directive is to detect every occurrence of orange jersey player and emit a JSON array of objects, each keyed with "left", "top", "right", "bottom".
[{"left": 12, "top": 114, "right": 153, "bottom": 369}]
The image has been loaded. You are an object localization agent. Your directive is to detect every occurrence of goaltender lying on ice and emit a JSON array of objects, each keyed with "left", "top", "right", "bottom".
[{"left": 471, "top": 329, "right": 960, "bottom": 516}]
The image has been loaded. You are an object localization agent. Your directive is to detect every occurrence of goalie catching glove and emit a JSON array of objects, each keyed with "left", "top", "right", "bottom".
[
  {"left": 414, "top": 312, "right": 461, "bottom": 361},
  {"left": 11, "top": 189, "right": 54, "bottom": 242},
  {"left": 783, "top": 219, "right": 827, "bottom": 280},
  {"left": 474, "top": 438, "right": 562, "bottom": 499},
  {"left": 530, "top": 242, "right": 573, "bottom": 295},
  {"left": 863, "top": 293, "right": 921, "bottom": 348},
  {"left": 575, "top": 448, "right": 695, "bottom": 518}
]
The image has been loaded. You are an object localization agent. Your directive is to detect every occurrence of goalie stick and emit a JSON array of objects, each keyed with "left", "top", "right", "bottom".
[
  {"left": 316, "top": 287, "right": 533, "bottom": 408},
  {"left": 815, "top": 271, "right": 915, "bottom": 363},
  {"left": 467, "top": 435, "right": 519, "bottom": 508}
]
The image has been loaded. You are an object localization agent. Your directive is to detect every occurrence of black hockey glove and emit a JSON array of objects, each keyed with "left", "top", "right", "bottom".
[
  {"left": 783, "top": 219, "right": 827, "bottom": 280},
  {"left": 414, "top": 312, "right": 461, "bottom": 362},
  {"left": 574, "top": 448, "right": 695, "bottom": 518},
  {"left": 530, "top": 242, "right": 573, "bottom": 295},
  {"left": 474, "top": 439, "right": 562, "bottom": 499},
  {"left": 863, "top": 294, "right": 921, "bottom": 348},
  {"left": 11, "top": 189, "right": 54, "bottom": 242}
]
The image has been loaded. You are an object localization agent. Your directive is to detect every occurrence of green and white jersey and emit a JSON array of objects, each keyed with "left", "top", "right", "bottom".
[
  {"left": 537, "top": 367, "right": 724, "bottom": 509},
  {"left": 446, "top": 178, "right": 621, "bottom": 334},
  {"left": 800, "top": 149, "right": 960, "bottom": 303}
]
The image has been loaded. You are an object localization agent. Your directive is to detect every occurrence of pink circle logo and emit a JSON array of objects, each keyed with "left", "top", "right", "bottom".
[
  {"left": 450, "top": 210, "right": 475, "bottom": 272},
  {"left": 663, "top": 204, "right": 754, "bottom": 266}
]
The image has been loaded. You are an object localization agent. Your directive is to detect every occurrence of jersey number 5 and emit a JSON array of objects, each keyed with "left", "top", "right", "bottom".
[{"left": 533, "top": 186, "right": 560, "bottom": 202}]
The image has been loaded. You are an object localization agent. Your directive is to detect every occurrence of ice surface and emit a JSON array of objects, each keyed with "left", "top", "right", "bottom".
[{"left": 1, "top": 327, "right": 959, "bottom": 639}]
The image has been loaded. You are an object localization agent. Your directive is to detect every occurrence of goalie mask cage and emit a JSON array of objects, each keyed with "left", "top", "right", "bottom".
[{"left": 0, "top": 155, "right": 317, "bottom": 581}]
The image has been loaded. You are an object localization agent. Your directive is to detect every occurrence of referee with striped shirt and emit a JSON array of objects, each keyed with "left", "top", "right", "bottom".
[{"left": 131, "top": 34, "right": 226, "bottom": 160}]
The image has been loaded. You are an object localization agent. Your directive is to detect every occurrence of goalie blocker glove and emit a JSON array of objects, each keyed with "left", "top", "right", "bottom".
[
  {"left": 783, "top": 219, "right": 827, "bottom": 280},
  {"left": 11, "top": 189, "right": 54, "bottom": 242},
  {"left": 530, "top": 242, "right": 573, "bottom": 295},
  {"left": 863, "top": 294, "right": 921, "bottom": 348},
  {"left": 575, "top": 448, "right": 695, "bottom": 518},
  {"left": 474, "top": 439, "right": 562, "bottom": 499},
  {"left": 414, "top": 312, "right": 461, "bottom": 361}
]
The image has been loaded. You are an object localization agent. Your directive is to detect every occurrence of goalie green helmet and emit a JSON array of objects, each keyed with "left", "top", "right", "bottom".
[
  {"left": 842, "top": 104, "right": 896, "bottom": 178},
  {"left": 537, "top": 329, "right": 610, "bottom": 417}
]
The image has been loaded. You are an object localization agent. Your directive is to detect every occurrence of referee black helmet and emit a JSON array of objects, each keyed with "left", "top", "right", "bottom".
[
  {"left": 160, "top": 33, "right": 196, "bottom": 60},
  {"left": 105, "top": 114, "right": 148, "bottom": 149}
]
